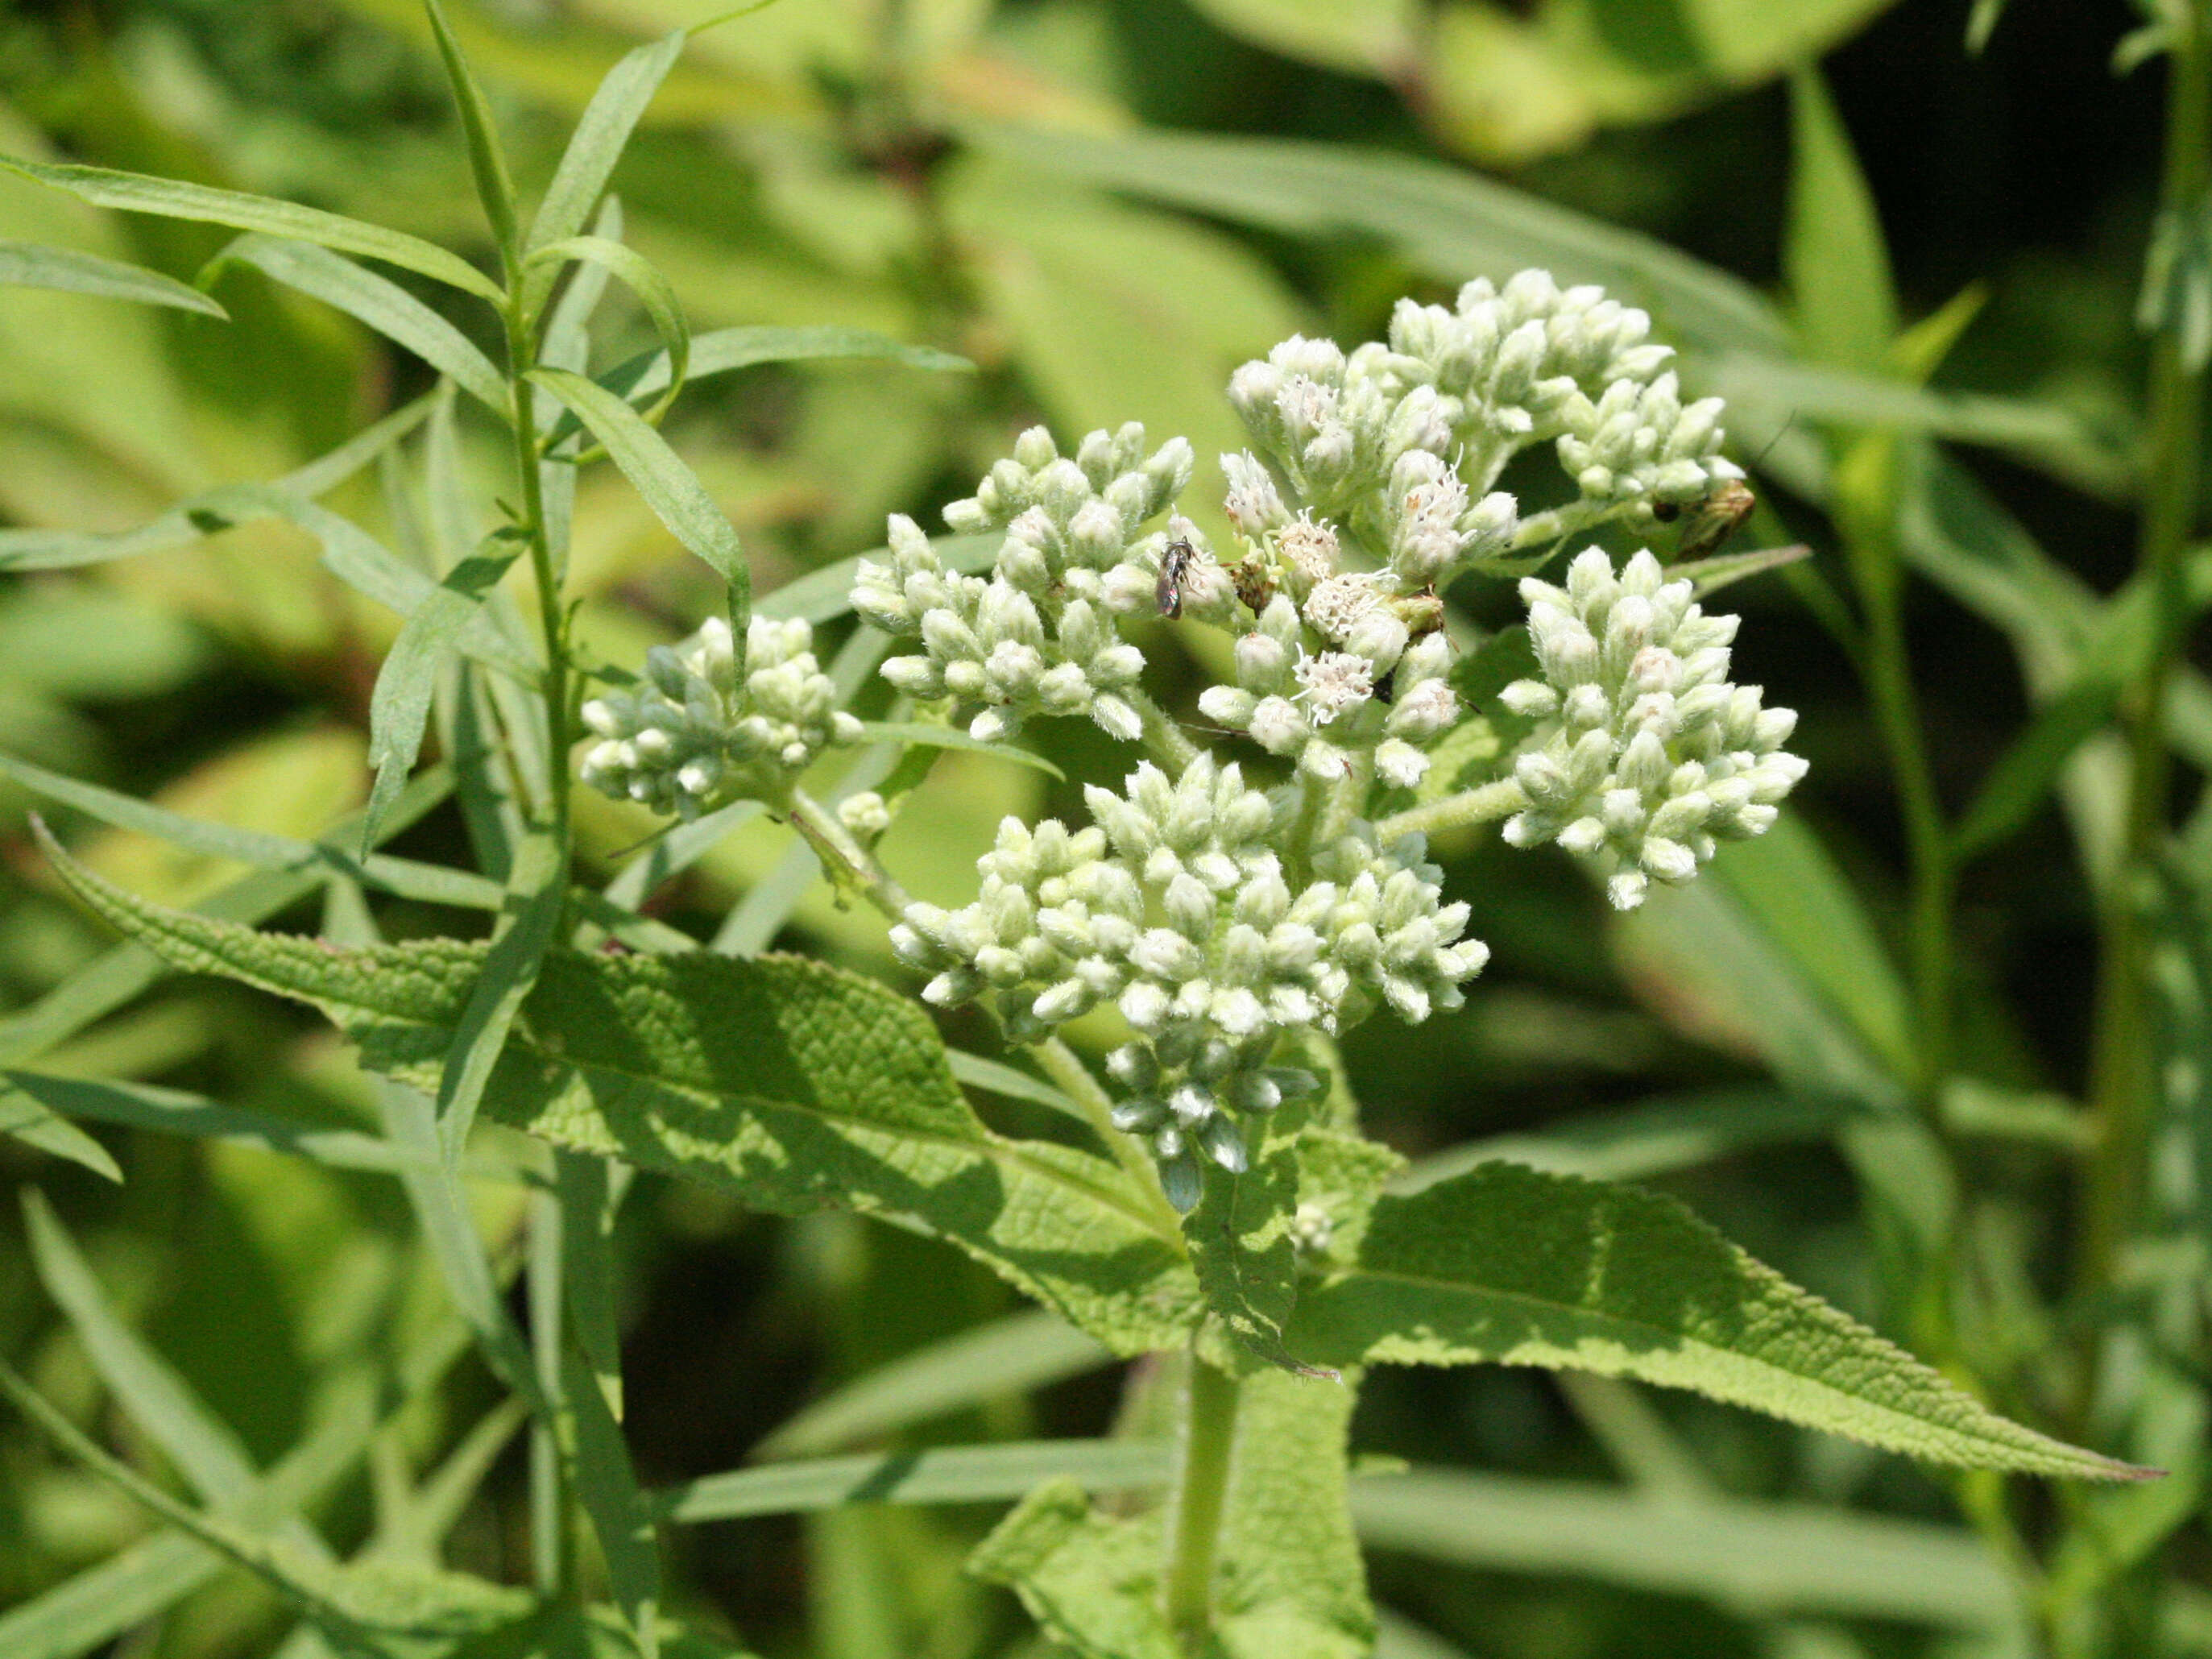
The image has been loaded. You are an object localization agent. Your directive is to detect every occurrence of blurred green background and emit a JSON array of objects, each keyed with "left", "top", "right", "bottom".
[{"left": 0, "top": 2, "right": 2196, "bottom": 1657}]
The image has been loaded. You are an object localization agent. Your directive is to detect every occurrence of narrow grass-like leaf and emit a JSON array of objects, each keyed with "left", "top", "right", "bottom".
[
  {"left": 529, "top": 367, "right": 749, "bottom": 632},
  {"left": 0, "top": 155, "right": 504, "bottom": 302},
  {"left": 1393, "top": 1086, "right": 1860, "bottom": 1192},
  {"left": 1673, "top": 543, "right": 1812, "bottom": 598},
  {"left": 852, "top": 722, "right": 1064, "bottom": 780},
  {"left": 527, "top": 237, "right": 688, "bottom": 420},
  {"left": 0, "top": 396, "right": 433, "bottom": 573},
  {"left": 0, "top": 239, "right": 227, "bottom": 317},
  {"left": 947, "top": 1051, "right": 1083, "bottom": 1120},
  {"left": 205, "top": 236, "right": 507, "bottom": 413},
  {"left": 371, "top": 1399, "right": 530, "bottom": 1562},
  {"left": 527, "top": 31, "right": 686, "bottom": 262},
  {"left": 423, "top": 0, "right": 519, "bottom": 260},
  {"left": 561, "top": 1339, "right": 661, "bottom": 1659},
  {"left": 365, "top": 542, "right": 524, "bottom": 850},
  {"left": 752, "top": 1309, "right": 1112, "bottom": 1460},
  {"left": 23, "top": 1190, "right": 261, "bottom": 1503},
  {"left": 556, "top": 1150, "right": 624, "bottom": 1420},
  {"left": 0, "top": 768, "right": 454, "bottom": 1069},
  {"left": 433, "top": 831, "right": 565, "bottom": 1162},
  {"left": 541, "top": 325, "right": 975, "bottom": 447},
  {"left": 4, "top": 1070, "right": 443, "bottom": 1176},
  {"left": 1953, "top": 674, "right": 2125, "bottom": 859},
  {"left": 1784, "top": 66, "right": 1898, "bottom": 373},
  {"left": 1351, "top": 1467, "right": 2018, "bottom": 1631},
  {"left": 754, "top": 533, "right": 999, "bottom": 627},
  {"left": 35, "top": 841, "right": 1201, "bottom": 1355},
  {"left": 1289, "top": 1161, "right": 2144, "bottom": 1479},
  {"left": 0, "top": 1361, "right": 535, "bottom": 1637},
  {"left": 1, "top": 1089, "right": 122, "bottom": 1181},
  {"left": 663, "top": 1439, "right": 1171, "bottom": 1522}
]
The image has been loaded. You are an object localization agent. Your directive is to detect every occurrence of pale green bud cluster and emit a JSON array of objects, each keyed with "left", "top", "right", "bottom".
[
  {"left": 1500, "top": 549, "right": 1806, "bottom": 910},
  {"left": 852, "top": 424, "right": 1195, "bottom": 744},
  {"left": 890, "top": 757, "right": 1485, "bottom": 1209},
  {"left": 579, "top": 616, "right": 861, "bottom": 819}
]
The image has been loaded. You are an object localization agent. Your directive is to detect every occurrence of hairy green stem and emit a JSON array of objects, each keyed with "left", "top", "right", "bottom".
[
  {"left": 789, "top": 788, "right": 913, "bottom": 917},
  {"left": 1162, "top": 1354, "right": 1241, "bottom": 1651},
  {"left": 1126, "top": 684, "right": 1202, "bottom": 774},
  {"left": 2077, "top": 12, "right": 2212, "bottom": 1303},
  {"left": 1374, "top": 778, "right": 1526, "bottom": 843}
]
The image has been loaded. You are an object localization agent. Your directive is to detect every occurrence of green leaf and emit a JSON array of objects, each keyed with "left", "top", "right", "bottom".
[
  {"left": 205, "top": 235, "right": 508, "bottom": 414},
  {"left": 1966, "top": 0, "right": 2011, "bottom": 52},
  {"left": 971, "top": 1367, "right": 1371, "bottom": 1659},
  {"left": 556, "top": 1151, "right": 625, "bottom": 1421},
  {"left": 0, "top": 749, "right": 503, "bottom": 912},
  {"left": 664, "top": 1439, "right": 1171, "bottom": 1523},
  {"left": 0, "top": 1360, "right": 536, "bottom": 1639},
  {"left": 1394, "top": 1085, "right": 1861, "bottom": 1191},
  {"left": 752, "top": 1309, "right": 1112, "bottom": 1460},
  {"left": 424, "top": 0, "right": 520, "bottom": 260},
  {"left": 755, "top": 533, "right": 999, "bottom": 628},
  {"left": 527, "top": 237, "right": 689, "bottom": 420},
  {"left": 561, "top": 1339, "right": 661, "bottom": 1659},
  {"left": 37, "top": 843, "right": 1203, "bottom": 1355},
  {"left": 1286, "top": 1161, "right": 2145, "bottom": 1479},
  {"left": 1672, "top": 541, "right": 1813, "bottom": 598},
  {"left": 851, "top": 722, "right": 1064, "bottom": 781},
  {"left": 541, "top": 324, "right": 974, "bottom": 448},
  {"left": 0, "top": 239, "right": 228, "bottom": 317},
  {"left": 527, "top": 30, "right": 686, "bottom": 262},
  {"left": 529, "top": 366, "right": 750, "bottom": 632},
  {"left": 22, "top": 1190, "right": 260, "bottom": 1503},
  {"left": 3, "top": 1068, "right": 443, "bottom": 1176},
  {"left": 1953, "top": 674, "right": 2125, "bottom": 859},
  {"left": 1187, "top": 1126, "right": 1316, "bottom": 1375},
  {"left": 1350, "top": 1466, "right": 2020, "bottom": 1631},
  {"left": 945, "top": 1051, "right": 1083, "bottom": 1120},
  {"left": 1785, "top": 65, "right": 1899, "bottom": 372},
  {"left": 0, "top": 395, "right": 434, "bottom": 573},
  {"left": 0, "top": 154, "right": 505, "bottom": 303},
  {"left": 1, "top": 1089, "right": 122, "bottom": 1181},
  {"left": 961, "top": 123, "right": 1788, "bottom": 360},
  {"left": 365, "top": 542, "right": 524, "bottom": 851}
]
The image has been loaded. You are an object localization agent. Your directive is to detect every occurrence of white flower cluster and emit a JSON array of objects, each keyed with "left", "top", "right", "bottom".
[
  {"left": 851, "top": 424, "right": 1197, "bottom": 744},
  {"left": 1196, "top": 586, "right": 1460, "bottom": 787},
  {"left": 578, "top": 616, "right": 861, "bottom": 819},
  {"left": 1499, "top": 549, "right": 1807, "bottom": 910},
  {"left": 890, "top": 757, "right": 1485, "bottom": 1209}
]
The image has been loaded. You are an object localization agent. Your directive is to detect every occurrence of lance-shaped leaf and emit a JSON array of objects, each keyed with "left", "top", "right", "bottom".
[
  {"left": 526, "top": 237, "right": 689, "bottom": 421},
  {"left": 1286, "top": 1161, "right": 2146, "bottom": 1480},
  {"left": 0, "top": 155, "right": 504, "bottom": 302},
  {"left": 527, "top": 30, "right": 686, "bottom": 264},
  {"left": 36, "top": 837, "right": 1200, "bottom": 1356},
  {"left": 1, "top": 1089, "right": 122, "bottom": 1181},
  {"left": 205, "top": 236, "right": 508, "bottom": 414},
  {"left": 423, "top": 0, "right": 519, "bottom": 260},
  {"left": 530, "top": 366, "right": 750, "bottom": 632},
  {"left": 0, "top": 240, "right": 227, "bottom": 317},
  {"left": 971, "top": 1367, "right": 1371, "bottom": 1659}
]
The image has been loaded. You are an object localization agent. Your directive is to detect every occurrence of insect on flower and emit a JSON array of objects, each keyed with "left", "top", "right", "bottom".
[
  {"left": 1156, "top": 536, "right": 1196, "bottom": 618},
  {"left": 1654, "top": 478, "right": 1757, "bottom": 559}
]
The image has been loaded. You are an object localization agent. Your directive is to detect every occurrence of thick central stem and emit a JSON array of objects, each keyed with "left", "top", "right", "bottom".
[
  {"left": 1162, "top": 1354, "right": 1241, "bottom": 1650},
  {"left": 2077, "top": 17, "right": 2212, "bottom": 1303},
  {"left": 506, "top": 306, "right": 573, "bottom": 847}
]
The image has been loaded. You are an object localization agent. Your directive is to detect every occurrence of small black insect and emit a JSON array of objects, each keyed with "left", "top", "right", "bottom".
[{"left": 1156, "top": 537, "right": 1195, "bottom": 619}]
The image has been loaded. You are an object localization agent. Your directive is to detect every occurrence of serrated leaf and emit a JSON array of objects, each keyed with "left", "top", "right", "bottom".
[
  {"left": 0, "top": 239, "right": 228, "bottom": 317},
  {"left": 38, "top": 843, "right": 1201, "bottom": 1354},
  {"left": 1, "top": 1089, "right": 122, "bottom": 1180},
  {"left": 0, "top": 154, "right": 505, "bottom": 303},
  {"left": 365, "top": 542, "right": 524, "bottom": 851},
  {"left": 1187, "top": 1125, "right": 1316, "bottom": 1375},
  {"left": 205, "top": 236, "right": 508, "bottom": 414},
  {"left": 1286, "top": 1160, "right": 2144, "bottom": 1479},
  {"left": 529, "top": 366, "right": 749, "bottom": 633},
  {"left": 970, "top": 1367, "right": 1370, "bottom": 1659},
  {"left": 665, "top": 1439, "right": 1170, "bottom": 1522},
  {"left": 0, "top": 396, "right": 433, "bottom": 573},
  {"left": 751, "top": 1309, "right": 1112, "bottom": 1460}
]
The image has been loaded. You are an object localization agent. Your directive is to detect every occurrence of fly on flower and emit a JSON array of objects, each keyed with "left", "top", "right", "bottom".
[
  {"left": 1655, "top": 477, "right": 1756, "bottom": 558},
  {"left": 1156, "top": 536, "right": 1196, "bottom": 619}
]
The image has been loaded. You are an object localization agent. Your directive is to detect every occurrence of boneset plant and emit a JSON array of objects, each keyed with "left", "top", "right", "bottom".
[{"left": 0, "top": 10, "right": 2154, "bottom": 1659}]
